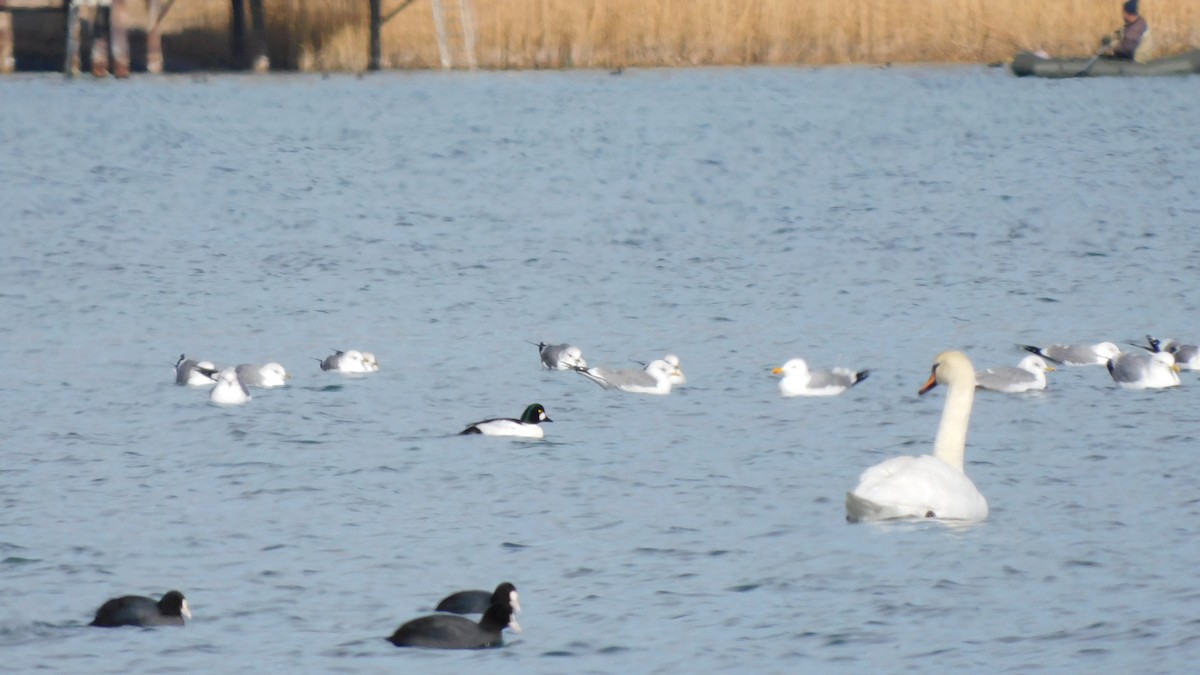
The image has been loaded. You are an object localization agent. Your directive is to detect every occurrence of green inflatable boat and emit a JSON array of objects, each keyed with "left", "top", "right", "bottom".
[{"left": 1011, "top": 49, "right": 1200, "bottom": 78}]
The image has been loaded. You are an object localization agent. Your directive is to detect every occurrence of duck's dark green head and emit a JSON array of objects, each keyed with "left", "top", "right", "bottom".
[{"left": 520, "top": 404, "right": 552, "bottom": 424}]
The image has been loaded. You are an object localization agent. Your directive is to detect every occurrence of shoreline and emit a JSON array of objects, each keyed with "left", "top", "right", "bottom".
[{"left": 3, "top": 1, "right": 1195, "bottom": 75}]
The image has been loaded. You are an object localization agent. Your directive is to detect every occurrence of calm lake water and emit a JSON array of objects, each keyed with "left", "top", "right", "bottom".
[{"left": 2, "top": 65, "right": 1200, "bottom": 673}]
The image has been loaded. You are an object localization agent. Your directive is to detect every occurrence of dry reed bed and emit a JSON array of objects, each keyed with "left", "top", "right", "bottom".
[{"left": 31, "top": 0, "right": 1200, "bottom": 70}]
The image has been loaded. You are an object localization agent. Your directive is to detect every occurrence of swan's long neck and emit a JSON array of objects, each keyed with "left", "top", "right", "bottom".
[{"left": 932, "top": 376, "right": 974, "bottom": 471}]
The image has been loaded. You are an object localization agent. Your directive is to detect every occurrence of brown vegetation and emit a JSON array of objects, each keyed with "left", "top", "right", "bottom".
[{"left": 11, "top": 0, "right": 1200, "bottom": 71}]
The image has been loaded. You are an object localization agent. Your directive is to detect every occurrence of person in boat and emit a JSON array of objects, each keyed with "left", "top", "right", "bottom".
[{"left": 1101, "top": 0, "right": 1152, "bottom": 63}]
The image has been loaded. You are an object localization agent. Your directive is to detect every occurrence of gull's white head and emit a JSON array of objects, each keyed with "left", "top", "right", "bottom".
[
  {"left": 772, "top": 358, "right": 809, "bottom": 377},
  {"left": 260, "top": 362, "right": 290, "bottom": 386}
]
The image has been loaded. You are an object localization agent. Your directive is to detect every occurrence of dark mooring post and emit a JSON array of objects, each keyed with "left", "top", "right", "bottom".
[
  {"left": 110, "top": 0, "right": 128, "bottom": 77},
  {"left": 247, "top": 0, "right": 267, "bottom": 72},
  {"left": 146, "top": 0, "right": 163, "bottom": 73},
  {"left": 369, "top": 0, "right": 381, "bottom": 71},
  {"left": 64, "top": 0, "right": 81, "bottom": 77},
  {"left": 0, "top": 0, "right": 14, "bottom": 75},
  {"left": 91, "top": 2, "right": 110, "bottom": 77},
  {"left": 230, "top": 0, "right": 245, "bottom": 67}
]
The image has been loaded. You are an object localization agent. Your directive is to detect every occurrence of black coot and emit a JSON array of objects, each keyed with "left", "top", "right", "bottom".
[
  {"left": 435, "top": 582, "right": 519, "bottom": 615},
  {"left": 387, "top": 601, "right": 520, "bottom": 649},
  {"left": 90, "top": 590, "right": 191, "bottom": 627}
]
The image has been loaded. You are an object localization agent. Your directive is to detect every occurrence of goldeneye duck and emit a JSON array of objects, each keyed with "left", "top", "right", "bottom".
[{"left": 460, "top": 404, "right": 552, "bottom": 438}]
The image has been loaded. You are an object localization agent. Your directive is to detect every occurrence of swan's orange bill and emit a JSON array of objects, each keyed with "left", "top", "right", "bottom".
[{"left": 918, "top": 371, "right": 939, "bottom": 395}]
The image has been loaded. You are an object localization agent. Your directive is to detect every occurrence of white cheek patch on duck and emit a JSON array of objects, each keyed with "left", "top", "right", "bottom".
[
  {"left": 509, "top": 590, "right": 521, "bottom": 614},
  {"left": 181, "top": 599, "right": 192, "bottom": 620}
]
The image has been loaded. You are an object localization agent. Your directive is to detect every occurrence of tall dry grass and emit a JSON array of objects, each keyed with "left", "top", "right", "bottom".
[{"left": 17, "top": 0, "right": 1200, "bottom": 70}]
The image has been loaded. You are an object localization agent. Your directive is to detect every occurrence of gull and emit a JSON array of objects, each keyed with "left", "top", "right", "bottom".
[
  {"left": 1144, "top": 335, "right": 1200, "bottom": 371},
  {"left": 975, "top": 355, "right": 1055, "bottom": 393},
  {"left": 174, "top": 354, "right": 217, "bottom": 386},
  {"left": 772, "top": 358, "right": 869, "bottom": 397},
  {"left": 235, "top": 362, "right": 290, "bottom": 388},
  {"left": 210, "top": 368, "right": 251, "bottom": 405},
  {"left": 319, "top": 349, "right": 374, "bottom": 374},
  {"left": 1018, "top": 341, "right": 1121, "bottom": 366},
  {"left": 575, "top": 359, "right": 681, "bottom": 395},
  {"left": 530, "top": 341, "right": 587, "bottom": 370},
  {"left": 656, "top": 354, "right": 687, "bottom": 386},
  {"left": 1107, "top": 351, "right": 1180, "bottom": 390}
]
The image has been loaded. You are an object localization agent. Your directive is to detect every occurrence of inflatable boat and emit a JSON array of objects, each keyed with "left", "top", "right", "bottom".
[{"left": 1011, "top": 49, "right": 1200, "bottom": 78}]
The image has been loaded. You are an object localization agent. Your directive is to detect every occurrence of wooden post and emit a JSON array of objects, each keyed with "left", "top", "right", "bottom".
[
  {"left": 369, "top": 0, "right": 381, "bottom": 71},
  {"left": 110, "top": 0, "right": 127, "bottom": 77},
  {"left": 230, "top": 0, "right": 245, "bottom": 67},
  {"left": 0, "top": 0, "right": 14, "bottom": 74},
  {"left": 91, "top": 3, "right": 110, "bottom": 77},
  {"left": 247, "top": 0, "right": 267, "bottom": 72},
  {"left": 145, "top": 0, "right": 162, "bottom": 73},
  {"left": 64, "top": 0, "right": 81, "bottom": 77}
]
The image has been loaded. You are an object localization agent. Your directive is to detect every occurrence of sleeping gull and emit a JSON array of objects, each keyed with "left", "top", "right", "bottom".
[
  {"left": 236, "top": 362, "right": 291, "bottom": 388},
  {"left": 975, "top": 355, "right": 1055, "bottom": 393},
  {"left": 361, "top": 352, "right": 380, "bottom": 372},
  {"left": 574, "top": 359, "right": 680, "bottom": 395},
  {"left": 1018, "top": 341, "right": 1120, "bottom": 366},
  {"left": 531, "top": 341, "right": 587, "bottom": 370},
  {"left": 772, "top": 358, "right": 869, "bottom": 397},
  {"left": 657, "top": 354, "right": 686, "bottom": 386},
  {"left": 1145, "top": 335, "right": 1200, "bottom": 371},
  {"left": 174, "top": 354, "right": 217, "bottom": 386},
  {"left": 1107, "top": 351, "right": 1180, "bottom": 390},
  {"left": 210, "top": 368, "right": 251, "bottom": 405},
  {"left": 319, "top": 349, "right": 375, "bottom": 374}
]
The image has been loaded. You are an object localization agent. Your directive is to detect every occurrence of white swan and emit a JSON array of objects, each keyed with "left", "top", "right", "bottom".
[{"left": 846, "top": 350, "right": 988, "bottom": 523}]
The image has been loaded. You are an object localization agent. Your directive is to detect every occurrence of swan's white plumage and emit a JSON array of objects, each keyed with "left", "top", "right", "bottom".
[{"left": 846, "top": 350, "right": 988, "bottom": 523}]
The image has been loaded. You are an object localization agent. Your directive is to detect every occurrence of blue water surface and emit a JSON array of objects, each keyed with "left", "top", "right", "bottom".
[{"left": 1, "top": 65, "right": 1199, "bottom": 673}]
